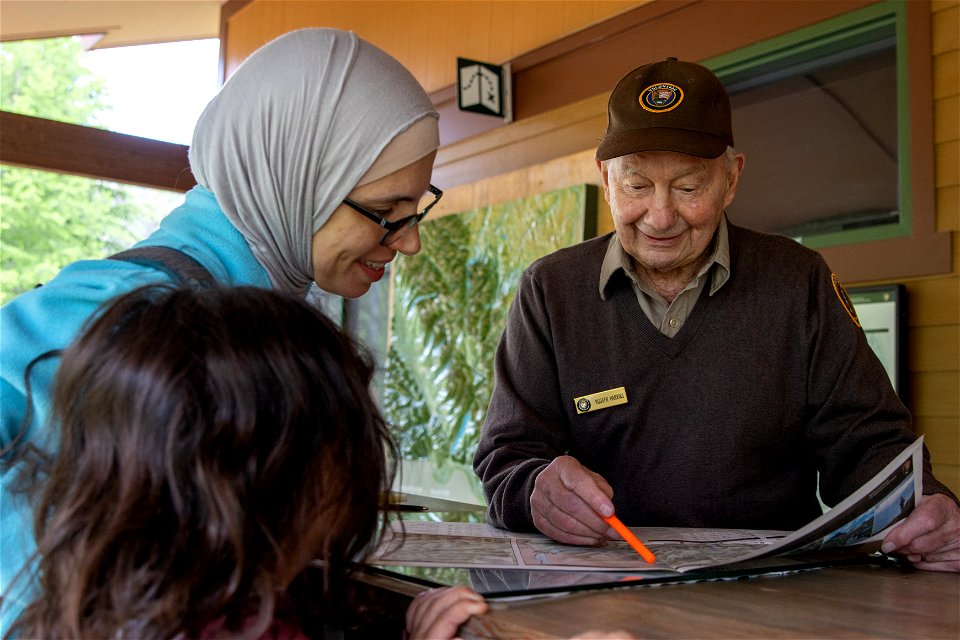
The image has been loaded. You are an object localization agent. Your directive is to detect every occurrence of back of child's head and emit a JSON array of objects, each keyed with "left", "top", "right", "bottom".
[{"left": 11, "top": 284, "right": 395, "bottom": 639}]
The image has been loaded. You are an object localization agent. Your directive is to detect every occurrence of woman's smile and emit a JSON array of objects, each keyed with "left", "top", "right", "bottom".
[{"left": 359, "top": 258, "right": 388, "bottom": 282}]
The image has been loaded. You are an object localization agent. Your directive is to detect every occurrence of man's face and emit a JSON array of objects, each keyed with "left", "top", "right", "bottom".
[{"left": 599, "top": 150, "right": 744, "bottom": 279}]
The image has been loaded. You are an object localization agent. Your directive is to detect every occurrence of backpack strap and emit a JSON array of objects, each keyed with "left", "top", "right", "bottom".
[{"left": 109, "top": 246, "right": 216, "bottom": 289}]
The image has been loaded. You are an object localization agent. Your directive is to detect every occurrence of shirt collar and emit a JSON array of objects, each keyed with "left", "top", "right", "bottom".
[{"left": 599, "top": 215, "right": 731, "bottom": 300}]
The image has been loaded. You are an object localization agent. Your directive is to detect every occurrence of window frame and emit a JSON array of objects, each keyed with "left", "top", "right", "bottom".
[
  {"left": 700, "top": 0, "right": 949, "bottom": 281},
  {"left": 703, "top": 2, "right": 908, "bottom": 249}
]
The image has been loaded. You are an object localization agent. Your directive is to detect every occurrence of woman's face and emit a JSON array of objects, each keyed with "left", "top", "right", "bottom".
[{"left": 311, "top": 151, "right": 437, "bottom": 298}]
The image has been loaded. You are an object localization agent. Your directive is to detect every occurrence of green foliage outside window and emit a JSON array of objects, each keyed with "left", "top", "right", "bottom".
[
  {"left": 385, "top": 185, "right": 591, "bottom": 504},
  {"left": 1, "top": 38, "right": 145, "bottom": 303}
]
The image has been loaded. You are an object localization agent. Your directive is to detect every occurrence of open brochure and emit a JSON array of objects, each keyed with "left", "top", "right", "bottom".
[{"left": 371, "top": 437, "right": 922, "bottom": 573}]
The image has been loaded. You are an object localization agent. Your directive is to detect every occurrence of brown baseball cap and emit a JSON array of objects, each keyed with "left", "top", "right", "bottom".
[{"left": 596, "top": 57, "right": 733, "bottom": 161}]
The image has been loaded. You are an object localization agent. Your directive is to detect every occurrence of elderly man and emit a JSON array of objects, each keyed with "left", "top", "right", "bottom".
[{"left": 473, "top": 58, "right": 959, "bottom": 571}]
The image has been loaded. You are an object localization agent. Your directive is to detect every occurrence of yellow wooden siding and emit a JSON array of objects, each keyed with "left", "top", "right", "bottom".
[
  {"left": 937, "top": 139, "right": 960, "bottom": 188},
  {"left": 936, "top": 466, "right": 959, "bottom": 494},
  {"left": 954, "top": 231, "right": 960, "bottom": 273},
  {"left": 932, "top": 3, "right": 958, "bottom": 54},
  {"left": 911, "top": 372, "right": 960, "bottom": 417},
  {"left": 904, "top": 276, "right": 960, "bottom": 327},
  {"left": 939, "top": 184, "right": 959, "bottom": 232},
  {"left": 923, "top": 417, "right": 960, "bottom": 464},
  {"left": 935, "top": 95, "right": 959, "bottom": 144},
  {"left": 933, "top": 50, "right": 959, "bottom": 104},
  {"left": 925, "top": 1, "right": 959, "bottom": 493},
  {"left": 910, "top": 325, "right": 960, "bottom": 372},
  {"left": 886, "top": 272, "right": 958, "bottom": 493}
]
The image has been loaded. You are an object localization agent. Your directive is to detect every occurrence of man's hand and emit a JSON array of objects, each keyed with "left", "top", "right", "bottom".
[
  {"left": 881, "top": 493, "right": 960, "bottom": 572},
  {"left": 530, "top": 455, "right": 615, "bottom": 545}
]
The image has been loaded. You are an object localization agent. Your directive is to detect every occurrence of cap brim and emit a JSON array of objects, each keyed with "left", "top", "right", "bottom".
[{"left": 596, "top": 128, "right": 729, "bottom": 161}]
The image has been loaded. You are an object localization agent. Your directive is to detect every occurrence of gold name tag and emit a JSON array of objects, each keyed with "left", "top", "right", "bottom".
[{"left": 574, "top": 386, "right": 628, "bottom": 414}]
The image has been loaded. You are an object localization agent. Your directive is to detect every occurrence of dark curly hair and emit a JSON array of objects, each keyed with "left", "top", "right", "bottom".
[{"left": 7, "top": 284, "right": 397, "bottom": 639}]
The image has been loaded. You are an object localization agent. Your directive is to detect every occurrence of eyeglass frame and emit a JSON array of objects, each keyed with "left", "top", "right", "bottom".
[{"left": 343, "top": 184, "right": 443, "bottom": 246}]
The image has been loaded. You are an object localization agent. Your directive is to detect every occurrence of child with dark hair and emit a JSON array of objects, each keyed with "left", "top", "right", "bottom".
[{"left": 3, "top": 284, "right": 486, "bottom": 639}]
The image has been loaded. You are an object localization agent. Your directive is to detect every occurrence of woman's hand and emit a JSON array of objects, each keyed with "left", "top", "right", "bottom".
[{"left": 405, "top": 585, "right": 488, "bottom": 640}]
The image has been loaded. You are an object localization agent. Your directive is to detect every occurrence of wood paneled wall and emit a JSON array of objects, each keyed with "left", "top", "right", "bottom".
[
  {"left": 911, "top": 0, "right": 959, "bottom": 493},
  {"left": 222, "top": 1, "right": 641, "bottom": 91},
  {"left": 224, "top": 0, "right": 959, "bottom": 495}
]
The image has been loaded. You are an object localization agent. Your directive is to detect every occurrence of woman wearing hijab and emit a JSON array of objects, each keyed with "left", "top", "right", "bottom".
[{"left": 0, "top": 28, "right": 456, "bottom": 632}]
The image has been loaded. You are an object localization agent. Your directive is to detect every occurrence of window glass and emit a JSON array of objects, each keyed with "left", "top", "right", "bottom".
[
  {"left": 0, "top": 167, "right": 175, "bottom": 303},
  {"left": 1, "top": 36, "right": 217, "bottom": 303},
  {"left": 83, "top": 39, "right": 219, "bottom": 145},
  {"left": 707, "top": 3, "right": 906, "bottom": 248},
  {"left": 1, "top": 36, "right": 217, "bottom": 143}
]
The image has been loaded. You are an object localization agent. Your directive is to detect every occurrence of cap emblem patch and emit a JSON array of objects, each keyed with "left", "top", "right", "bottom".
[{"left": 640, "top": 83, "right": 683, "bottom": 113}]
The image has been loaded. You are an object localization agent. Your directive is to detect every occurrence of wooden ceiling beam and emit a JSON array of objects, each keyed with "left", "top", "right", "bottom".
[{"left": 0, "top": 110, "right": 196, "bottom": 192}]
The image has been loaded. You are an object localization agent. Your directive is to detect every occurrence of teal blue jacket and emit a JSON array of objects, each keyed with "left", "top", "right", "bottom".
[{"left": 0, "top": 186, "right": 272, "bottom": 632}]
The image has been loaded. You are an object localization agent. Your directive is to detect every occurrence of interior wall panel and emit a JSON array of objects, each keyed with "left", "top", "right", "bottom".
[{"left": 223, "top": 1, "right": 642, "bottom": 90}]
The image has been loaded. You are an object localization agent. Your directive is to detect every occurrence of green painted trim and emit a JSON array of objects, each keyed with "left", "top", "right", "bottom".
[
  {"left": 583, "top": 183, "right": 599, "bottom": 240},
  {"left": 890, "top": 0, "right": 912, "bottom": 243},
  {"left": 702, "top": 1, "right": 911, "bottom": 249},
  {"left": 704, "top": 3, "right": 897, "bottom": 81}
]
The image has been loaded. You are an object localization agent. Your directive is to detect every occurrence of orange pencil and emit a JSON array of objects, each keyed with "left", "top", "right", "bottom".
[{"left": 603, "top": 514, "right": 656, "bottom": 563}]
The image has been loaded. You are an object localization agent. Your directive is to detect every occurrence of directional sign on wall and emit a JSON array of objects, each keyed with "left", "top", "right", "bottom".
[{"left": 457, "top": 57, "right": 511, "bottom": 120}]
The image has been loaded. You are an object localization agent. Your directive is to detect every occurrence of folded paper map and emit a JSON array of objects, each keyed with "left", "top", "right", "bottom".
[{"left": 372, "top": 437, "right": 922, "bottom": 573}]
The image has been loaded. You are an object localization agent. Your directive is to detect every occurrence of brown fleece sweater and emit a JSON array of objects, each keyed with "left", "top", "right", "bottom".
[{"left": 474, "top": 223, "right": 956, "bottom": 533}]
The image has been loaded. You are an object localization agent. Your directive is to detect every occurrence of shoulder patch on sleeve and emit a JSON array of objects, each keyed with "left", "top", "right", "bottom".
[{"left": 831, "top": 273, "right": 861, "bottom": 328}]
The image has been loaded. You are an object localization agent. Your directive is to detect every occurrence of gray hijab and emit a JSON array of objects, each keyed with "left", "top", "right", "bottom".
[{"left": 189, "top": 28, "right": 439, "bottom": 294}]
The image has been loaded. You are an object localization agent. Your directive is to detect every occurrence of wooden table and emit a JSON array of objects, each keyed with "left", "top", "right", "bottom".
[
  {"left": 352, "top": 506, "right": 958, "bottom": 638},
  {"left": 454, "top": 563, "right": 959, "bottom": 639}
]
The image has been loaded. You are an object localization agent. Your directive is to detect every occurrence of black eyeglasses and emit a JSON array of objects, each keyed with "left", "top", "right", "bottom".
[{"left": 343, "top": 184, "right": 443, "bottom": 246}]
